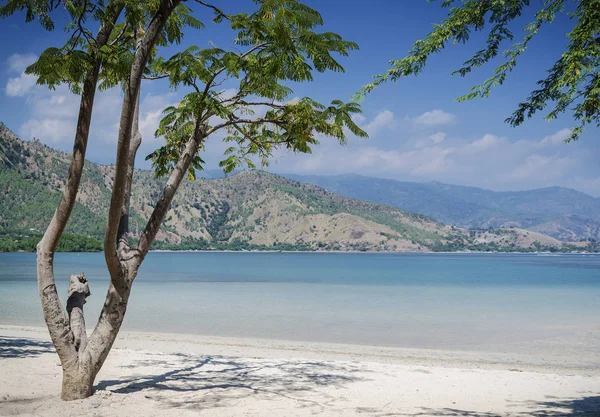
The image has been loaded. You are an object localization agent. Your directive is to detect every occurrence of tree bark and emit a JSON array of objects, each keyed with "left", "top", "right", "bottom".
[
  {"left": 117, "top": 90, "right": 142, "bottom": 249},
  {"left": 104, "top": 0, "right": 182, "bottom": 293},
  {"left": 37, "top": 0, "right": 198, "bottom": 401},
  {"left": 61, "top": 365, "right": 95, "bottom": 401},
  {"left": 35, "top": 4, "right": 123, "bottom": 399},
  {"left": 80, "top": 121, "right": 205, "bottom": 389},
  {"left": 62, "top": 0, "right": 183, "bottom": 399},
  {"left": 67, "top": 273, "right": 91, "bottom": 352},
  {"left": 137, "top": 124, "right": 205, "bottom": 257}
]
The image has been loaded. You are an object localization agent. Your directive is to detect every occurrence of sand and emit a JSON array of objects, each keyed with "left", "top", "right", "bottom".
[{"left": 1, "top": 325, "right": 599, "bottom": 417}]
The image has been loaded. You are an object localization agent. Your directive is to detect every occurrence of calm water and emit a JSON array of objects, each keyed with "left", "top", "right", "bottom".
[{"left": 1, "top": 252, "right": 599, "bottom": 352}]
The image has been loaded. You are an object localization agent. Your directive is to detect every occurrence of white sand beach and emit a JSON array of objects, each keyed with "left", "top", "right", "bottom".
[{"left": 1, "top": 325, "right": 599, "bottom": 417}]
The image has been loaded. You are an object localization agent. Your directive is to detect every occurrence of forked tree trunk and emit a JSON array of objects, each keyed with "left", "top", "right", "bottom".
[
  {"left": 35, "top": 2, "right": 123, "bottom": 401},
  {"left": 36, "top": 0, "right": 181, "bottom": 401},
  {"left": 55, "top": 271, "right": 134, "bottom": 400},
  {"left": 60, "top": 280, "right": 133, "bottom": 400}
]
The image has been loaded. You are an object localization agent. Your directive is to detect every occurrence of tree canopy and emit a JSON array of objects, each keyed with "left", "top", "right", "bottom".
[
  {"left": 146, "top": 0, "right": 367, "bottom": 178},
  {"left": 359, "top": 0, "right": 600, "bottom": 142},
  {"left": 0, "top": 0, "right": 366, "bottom": 400}
]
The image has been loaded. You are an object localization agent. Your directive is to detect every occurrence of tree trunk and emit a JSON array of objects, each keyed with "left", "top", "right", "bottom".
[
  {"left": 104, "top": 0, "right": 183, "bottom": 289},
  {"left": 34, "top": 1, "right": 123, "bottom": 401},
  {"left": 82, "top": 277, "right": 132, "bottom": 381},
  {"left": 36, "top": 0, "right": 182, "bottom": 401},
  {"left": 61, "top": 367, "right": 95, "bottom": 401},
  {"left": 61, "top": 271, "right": 133, "bottom": 400}
]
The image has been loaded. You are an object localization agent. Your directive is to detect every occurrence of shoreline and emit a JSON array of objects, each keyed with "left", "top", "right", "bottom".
[
  {"left": 3, "top": 249, "right": 598, "bottom": 254},
  {"left": 2, "top": 325, "right": 598, "bottom": 376},
  {"left": 1, "top": 325, "right": 599, "bottom": 416}
]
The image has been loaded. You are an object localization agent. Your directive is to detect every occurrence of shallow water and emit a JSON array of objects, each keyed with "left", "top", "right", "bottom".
[{"left": 1, "top": 252, "right": 599, "bottom": 353}]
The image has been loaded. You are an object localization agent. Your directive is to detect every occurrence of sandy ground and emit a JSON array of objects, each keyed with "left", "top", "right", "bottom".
[{"left": 1, "top": 325, "right": 599, "bottom": 417}]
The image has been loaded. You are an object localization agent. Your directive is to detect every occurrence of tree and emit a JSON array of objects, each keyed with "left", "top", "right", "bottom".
[
  {"left": 2, "top": 0, "right": 366, "bottom": 400},
  {"left": 359, "top": 0, "right": 600, "bottom": 142}
]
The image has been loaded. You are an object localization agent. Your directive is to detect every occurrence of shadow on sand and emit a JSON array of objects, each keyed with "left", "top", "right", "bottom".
[
  {"left": 409, "top": 396, "right": 600, "bottom": 417},
  {"left": 95, "top": 353, "right": 600, "bottom": 416},
  {"left": 0, "top": 337, "right": 54, "bottom": 359},
  {"left": 96, "top": 353, "right": 365, "bottom": 412},
  {"left": 1, "top": 337, "right": 597, "bottom": 416}
]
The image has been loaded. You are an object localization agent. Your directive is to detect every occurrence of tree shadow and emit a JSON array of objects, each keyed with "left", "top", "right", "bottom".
[
  {"left": 521, "top": 396, "right": 600, "bottom": 416},
  {"left": 411, "top": 395, "right": 600, "bottom": 417},
  {"left": 96, "top": 353, "right": 366, "bottom": 412},
  {"left": 0, "top": 337, "right": 54, "bottom": 359}
]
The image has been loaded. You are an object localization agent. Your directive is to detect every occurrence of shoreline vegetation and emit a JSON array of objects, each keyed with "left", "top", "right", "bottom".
[{"left": 1, "top": 231, "right": 597, "bottom": 254}]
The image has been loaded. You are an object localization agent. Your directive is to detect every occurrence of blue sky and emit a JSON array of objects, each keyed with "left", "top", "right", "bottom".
[{"left": 1, "top": 0, "right": 599, "bottom": 196}]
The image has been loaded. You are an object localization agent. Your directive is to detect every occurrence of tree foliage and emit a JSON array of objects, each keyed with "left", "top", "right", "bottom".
[
  {"left": 146, "top": 0, "right": 367, "bottom": 178},
  {"left": 360, "top": 0, "right": 600, "bottom": 142}
]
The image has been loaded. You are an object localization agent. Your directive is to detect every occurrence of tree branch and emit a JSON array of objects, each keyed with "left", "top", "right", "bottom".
[
  {"left": 104, "top": 0, "right": 182, "bottom": 294},
  {"left": 195, "top": 0, "right": 229, "bottom": 21},
  {"left": 137, "top": 122, "right": 205, "bottom": 258},
  {"left": 200, "top": 42, "right": 269, "bottom": 103},
  {"left": 142, "top": 74, "right": 170, "bottom": 80},
  {"left": 237, "top": 100, "right": 286, "bottom": 109},
  {"left": 205, "top": 116, "right": 285, "bottom": 136},
  {"left": 116, "top": 89, "right": 142, "bottom": 255},
  {"left": 66, "top": 273, "right": 91, "bottom": 352}
]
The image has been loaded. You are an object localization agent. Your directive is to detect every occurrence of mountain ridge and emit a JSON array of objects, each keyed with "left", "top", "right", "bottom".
[
  {"left": 284, "top": 173, "right": 600, "bottom": 242},
  {"left": 0, "top": 122, "right": 593, "bottom": 252}
]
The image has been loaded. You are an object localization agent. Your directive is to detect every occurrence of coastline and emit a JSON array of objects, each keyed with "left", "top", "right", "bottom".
[
  {"left": 2, "top": 325, "right": 599, "bottom": 375},
  {"left": 147, "top": 249, "right": 599, "bottom": 254},
  {"left": 3, "top": 248, "right": 599, "bottom": 254},
  {"left": 1, "top": 325, "right": 599, "bottom": 416}
]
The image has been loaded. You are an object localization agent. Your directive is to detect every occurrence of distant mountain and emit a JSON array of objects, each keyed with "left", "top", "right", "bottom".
[
  {"left": 0, "top": 122, "right": 588, "bottom": 252},
  {"left": 284, "top": 174, "right": 600, "bottom": 242}
]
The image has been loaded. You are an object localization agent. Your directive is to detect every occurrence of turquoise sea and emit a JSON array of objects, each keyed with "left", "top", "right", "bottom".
[{"left": 1, "top": 252, "right": 599, "bottom": 353}]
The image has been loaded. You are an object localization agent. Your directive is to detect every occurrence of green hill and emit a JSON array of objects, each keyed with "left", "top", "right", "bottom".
[{"left": 1, "top": 122, "right": 591, "bottom": 253}]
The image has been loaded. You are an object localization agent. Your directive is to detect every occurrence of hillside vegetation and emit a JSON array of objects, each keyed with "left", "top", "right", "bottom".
[{"left": 1, "top": 122, "right": 593, "bottom": 252}]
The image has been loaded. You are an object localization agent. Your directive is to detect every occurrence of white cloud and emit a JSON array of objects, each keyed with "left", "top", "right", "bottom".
[
  {"left": 19, "top": 118, "right": 75, "bottom": 144},
  {"left": 5, "top": 53, "right": 38, "bottom": 97},
  {"left": 508, "top": 154, "right": 574, "bottom": 181},
  {"left": 351, "top": 113, "right": 366, "bottom": 124},
  {"left": 274, "top": 127, "right": 589, "bottom": 193},
  {"left": 468, "top": 134, "right": 502, "bottom": 152},
  {"left": 363, "top": 110, "right": 397, "bottom": 137},
  {"left": 6, "top": 74, "right": 37, "bottom": 97},
  {"left": 291, "top": 144, "right": 457, "bottom": 177},
  {"left": 539, "top": 128, "right": 571, "bottom": 146},
  {"left": 29, "top": 88, "right": 81, "bottom": 118},
  {"left": 429, "top": 132, "right": 446, "bottom": 144},
  {"left": 6, "top": 53, "right": 37, "bottom": 73},
  {"left": 139, "top": 108, "right": 167, "bottom": 144},
  {"left": 10, "top": 78, "right": 177, "bottom": 166},
  {"left": 414, "top": 132, "right": 447, "bottom": 148},
  {"left": 413, "top": 109, "right": 456, "bottom": 127},
  {"left": 15, "top": 86, "right": 122, "bottom": 147}
]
